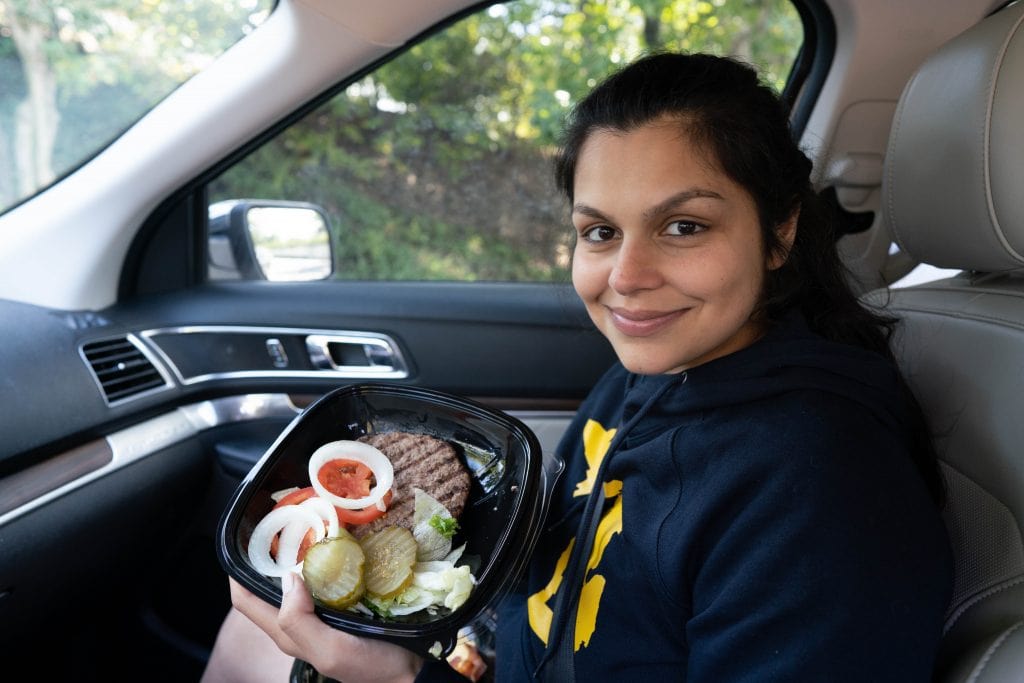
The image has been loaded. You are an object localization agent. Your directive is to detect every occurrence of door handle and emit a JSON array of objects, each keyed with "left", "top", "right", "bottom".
[{"left": 305, "top": 333, "right": 408, "bottom": 378}]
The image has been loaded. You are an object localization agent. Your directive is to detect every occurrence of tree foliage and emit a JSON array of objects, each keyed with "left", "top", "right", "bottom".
[
  {"left": 0, "top": 0, "right": 267, "bottom": 208},
  {"left": 0, "top": 0, "right": 802, "bottom": 283},
  {"left": 212, "top": 0, "right": 802, "bottom": 282}
]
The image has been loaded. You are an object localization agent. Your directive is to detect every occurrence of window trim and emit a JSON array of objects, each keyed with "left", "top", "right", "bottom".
[{"left": 785, "top": 0, "right": 836, "bottom": 137}]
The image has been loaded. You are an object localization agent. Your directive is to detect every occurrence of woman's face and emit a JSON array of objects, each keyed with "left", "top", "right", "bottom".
[{"left": 571, "top": 119, "right": 790, "bottom": 375}]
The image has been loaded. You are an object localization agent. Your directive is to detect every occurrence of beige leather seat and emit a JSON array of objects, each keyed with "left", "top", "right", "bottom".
[{"left": 870, "top": 2, "right": 1024, "bottom": 680}]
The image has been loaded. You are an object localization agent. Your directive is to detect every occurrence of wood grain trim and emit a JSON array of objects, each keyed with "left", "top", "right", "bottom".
[{"left": 0, "top": 440, "right": 113, "bottom": 516}]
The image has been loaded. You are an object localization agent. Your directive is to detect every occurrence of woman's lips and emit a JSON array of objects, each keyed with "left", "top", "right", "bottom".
[{"left": 607, "top": 307, "right": 686, "bottom": 336}]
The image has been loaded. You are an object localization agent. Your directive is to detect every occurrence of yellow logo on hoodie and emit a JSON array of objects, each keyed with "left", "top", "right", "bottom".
[{"left": 527, "top": 419, "right": 621, "bottom": 650}]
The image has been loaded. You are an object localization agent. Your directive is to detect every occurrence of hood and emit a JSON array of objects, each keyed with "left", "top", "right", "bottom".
[{"left": 620, "top": 313, "right": 908, "bottom": 440}]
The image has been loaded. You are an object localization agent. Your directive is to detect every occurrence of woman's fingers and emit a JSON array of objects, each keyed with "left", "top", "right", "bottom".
[
  {"left": 276, "top": 571, "right": 382, "bottom": 677},
  {"left": 276, "top": 571, "right": 340, "bottom": 659},
  {"left": 230, "top": 574, "right": 424, "bottom": 683},
  {"left": 278, "top": 570, "right": 315, "bottom": 622}
]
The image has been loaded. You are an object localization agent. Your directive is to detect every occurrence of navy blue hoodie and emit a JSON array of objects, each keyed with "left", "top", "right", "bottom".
[{"left": 421, "top": 314, "right": 952, "bottom": 681}]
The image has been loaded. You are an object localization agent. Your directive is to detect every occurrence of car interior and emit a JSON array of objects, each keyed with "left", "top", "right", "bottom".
[
  {"left": 0, "top": 0, "right": 1022, "bottom": 681},
  {"left": 870, "top": 2, "right": 1024, "bottom": 679}
]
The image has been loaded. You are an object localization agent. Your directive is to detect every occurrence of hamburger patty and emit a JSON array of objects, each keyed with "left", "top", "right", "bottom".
[{"left": 354, "top": 431, "right": 471, "bottom": 536}]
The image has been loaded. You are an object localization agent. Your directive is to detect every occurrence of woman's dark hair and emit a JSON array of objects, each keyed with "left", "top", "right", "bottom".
[{"left": 555, "top": 52, "right": 944, "bottom": 506}]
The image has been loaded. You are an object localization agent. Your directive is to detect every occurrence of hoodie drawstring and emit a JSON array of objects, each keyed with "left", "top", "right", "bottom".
[{"left": 533, "top": 372, "right": 687, "bottom": 681}]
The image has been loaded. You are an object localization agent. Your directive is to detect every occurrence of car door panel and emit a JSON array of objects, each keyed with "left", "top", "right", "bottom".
[
  {"left": 116, "top": 281, "right": 615, "bottom": 401},
  {"left": 1, "top": 276, "right": 612, "bottom": 678}
]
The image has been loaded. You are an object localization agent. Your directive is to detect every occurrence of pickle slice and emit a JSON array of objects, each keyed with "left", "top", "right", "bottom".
[
  {"left": 301, "top": 530, "right": 365, "bottom": 609},
  {"left": 360, "top": 526, "right": 417, "bottom": 599}
]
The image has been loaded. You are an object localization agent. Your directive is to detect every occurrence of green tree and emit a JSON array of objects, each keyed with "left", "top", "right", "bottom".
[
  {"left": 0, "top": 0, "right": 268, "bottom": 210},
  {"left": 212, "top": 0, "right": 802, "bottom": 283}
]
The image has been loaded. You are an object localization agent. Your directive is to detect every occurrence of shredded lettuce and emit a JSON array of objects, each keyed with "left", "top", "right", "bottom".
[
  {"left": 429, "top": 514, "right": 459, "bottom": 538},
  {"left": 357, "top": 489, "right": 476, "bottom": 617},
  {"left": 412, "top": 488, "right": 455, "bottom": 561},
  {"left": 362, "top": 558, "right": 476, "bottom": 616}
]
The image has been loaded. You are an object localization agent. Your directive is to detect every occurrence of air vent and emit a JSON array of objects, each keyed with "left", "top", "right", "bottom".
[{"left": 81, "top": 335, "right": 169, "bottom": 405}]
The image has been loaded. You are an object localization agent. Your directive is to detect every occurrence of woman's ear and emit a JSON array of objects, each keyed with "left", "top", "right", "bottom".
[{"left": 767, "top": 209, "right": 799, "bottom": 271}]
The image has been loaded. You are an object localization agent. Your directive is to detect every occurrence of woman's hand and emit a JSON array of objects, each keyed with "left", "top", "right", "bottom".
[{"left": 229, "top": 573, "right": 424, "bottom": 683}]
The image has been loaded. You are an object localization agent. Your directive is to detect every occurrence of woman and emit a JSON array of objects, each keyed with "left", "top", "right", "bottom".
[{"left": 204, "top": 52, "right": 952, "bottom": 682}]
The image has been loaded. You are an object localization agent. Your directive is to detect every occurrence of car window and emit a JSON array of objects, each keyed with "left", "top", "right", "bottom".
[
  {"left": 0, "top": 0, "right": 273, "bottom": 216},
  {"left": 207, "top": 0, "right": 803, "bottom": 284}
]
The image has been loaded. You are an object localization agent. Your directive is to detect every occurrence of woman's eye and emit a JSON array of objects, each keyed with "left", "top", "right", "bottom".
[
  {"left": 665, "top": 220, "right": 706, "bottom": 236},
  {"left": 581, "top": 225, "right": 617, "bottom": 243}
]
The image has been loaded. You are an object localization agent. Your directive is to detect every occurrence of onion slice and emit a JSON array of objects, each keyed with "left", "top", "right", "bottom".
[
  {"left": 308, "top": 440, "right": 394, "bottom": 510},
  {"left": 247, "top": 505, "right": 325, "bottom": 577},
  {"left": 299, "top": 495, "right": 340, "bottom": 539}
]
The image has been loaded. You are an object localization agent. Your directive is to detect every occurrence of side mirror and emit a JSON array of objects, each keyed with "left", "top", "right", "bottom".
[{"left": 208, "top": 199, "right": 333, "bottom": 281}]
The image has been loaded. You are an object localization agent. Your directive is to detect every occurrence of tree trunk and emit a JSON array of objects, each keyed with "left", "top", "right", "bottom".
[
  {"left": 642, "top": 11, "right": 661, "bottom": 51},
  {"left": 7, "top": 0, "right": 59, "bottom": 198}
]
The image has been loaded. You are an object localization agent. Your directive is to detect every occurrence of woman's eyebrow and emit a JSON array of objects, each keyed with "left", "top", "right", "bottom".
[
  {"left": 572, "top": 188, "right": 724, "bottom": 222},
  {"left": 571, "top": 203, "right": 609, "bottom": 220},
  {"left": 643, "top": 188, "right": 724, "bottom": 219}
]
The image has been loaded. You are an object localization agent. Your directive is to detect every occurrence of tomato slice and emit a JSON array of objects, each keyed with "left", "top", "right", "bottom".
[
  {"left": 336, "top": 489, "right": 393, "bottom": 526},
  {"left": 318, "top": 459, "right": 374, "bottom": 499},
  {"left": 269, "top": 460, "right": 391, "bottom": 550},
  {"left": 273, "top": 486, "right": 317, "bottom": 509}
]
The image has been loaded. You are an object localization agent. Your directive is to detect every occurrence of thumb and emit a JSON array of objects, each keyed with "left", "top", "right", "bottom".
[
  {"left": 279, "top": 570, "right": 316, "bottom": 620},
  {"left": 271, "top": 570, "right": 327, "bottom": 666}
]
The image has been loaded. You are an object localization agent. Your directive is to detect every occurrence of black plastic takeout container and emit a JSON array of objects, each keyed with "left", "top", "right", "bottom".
[{"left": 217, "top": 383, "right": 557, "bottom": 659}]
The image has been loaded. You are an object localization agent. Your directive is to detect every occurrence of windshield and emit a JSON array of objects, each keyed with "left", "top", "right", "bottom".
[{"left": 0, "top": 0, "right": 273, "bottom": 215}]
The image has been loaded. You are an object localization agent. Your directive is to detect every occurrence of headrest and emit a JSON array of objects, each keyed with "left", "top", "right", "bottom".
[{"left": 884, "top": 2, "right": 1024, "bottom": 273}]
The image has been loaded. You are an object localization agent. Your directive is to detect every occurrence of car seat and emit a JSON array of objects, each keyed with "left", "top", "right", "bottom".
[{"left": 869, "top": 1, "right": 1024, "bottom": 680}]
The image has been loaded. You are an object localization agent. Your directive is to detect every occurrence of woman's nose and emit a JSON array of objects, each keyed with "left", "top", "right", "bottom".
[{"left": 609, "top": 237, "right": 661, "bottom": 294}]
